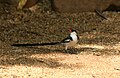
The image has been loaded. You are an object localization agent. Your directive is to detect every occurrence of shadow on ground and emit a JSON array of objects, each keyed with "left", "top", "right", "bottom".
[
  {"left": 0, "top": 44, "right": 85, "bottom": 68},
  {"left": 0, "top": 42, "right": 119, "bottom": 68}
]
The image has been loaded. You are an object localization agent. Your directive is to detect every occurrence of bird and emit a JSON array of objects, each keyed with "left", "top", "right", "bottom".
[
  {"left": 11, "top": 29, "right": 79, "bottom": 50},
  {"left": 60, "top": 29, "right": 79, "bottom": 50}
]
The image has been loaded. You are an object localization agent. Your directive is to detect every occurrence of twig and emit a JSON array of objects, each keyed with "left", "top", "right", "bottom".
[{"left": 95, "top": 9, "right": 107, "bottom": 20}]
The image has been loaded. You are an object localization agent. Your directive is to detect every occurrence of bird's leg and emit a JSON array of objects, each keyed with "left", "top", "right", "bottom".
[
  {"left": 65, "top": 46, "right": 68, "bottom": 50},
  {"left": 64, "top": 47, "right": 72, "bottom": 54}
]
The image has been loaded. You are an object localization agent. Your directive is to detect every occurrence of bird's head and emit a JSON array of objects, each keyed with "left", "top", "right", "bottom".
[{"left": 69, "top": 28, "right": 77, "bottom": 35}]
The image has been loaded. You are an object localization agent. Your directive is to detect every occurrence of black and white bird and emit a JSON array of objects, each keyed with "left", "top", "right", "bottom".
[
  {"left": 12, "top": 29, "right": 79, "bottom": 50},
  {"left": 60, "top": 29, "right": 79, "bottom": 50}
]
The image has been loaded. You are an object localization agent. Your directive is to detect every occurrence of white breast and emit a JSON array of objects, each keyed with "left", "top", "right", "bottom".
[{"left": 66, "top": 33, "right": 78, "bottom": 47}]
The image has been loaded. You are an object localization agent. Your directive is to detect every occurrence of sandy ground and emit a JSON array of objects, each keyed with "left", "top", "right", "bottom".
[
  {"left": 0, "top": 53, "right": 120, "bottom": 78},
  {"left": 0, "top": 43, "right": 120, "bottom": 78}
]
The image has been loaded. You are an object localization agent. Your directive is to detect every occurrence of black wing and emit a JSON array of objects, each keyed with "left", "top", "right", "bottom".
[{"left": 60, "top": 35, "right": 73, "bottom": 43}]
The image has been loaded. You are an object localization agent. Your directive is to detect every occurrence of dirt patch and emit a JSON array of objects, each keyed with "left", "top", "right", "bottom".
[{"left": 0, "top": 54, "right": 120, "bottom": 78}]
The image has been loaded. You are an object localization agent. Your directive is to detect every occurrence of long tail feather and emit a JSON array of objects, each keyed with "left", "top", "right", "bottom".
[{"left": 11, "top": 42, "right": 60, "bottom": 47}]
